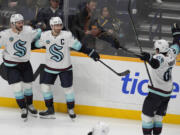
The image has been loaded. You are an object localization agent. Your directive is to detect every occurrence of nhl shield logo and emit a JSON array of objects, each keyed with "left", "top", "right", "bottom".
[
  {"left": 46, "top": 40, "right": 50, "bottom": 44},
  {"left": 9, "top": 37, "right": 14, "bottom": 42}
]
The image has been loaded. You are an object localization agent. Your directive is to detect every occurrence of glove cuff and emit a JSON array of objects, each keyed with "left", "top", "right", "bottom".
[
  {"left": 148, "top": 53, "right": 153, "bottom": 62},
  {"left": 173, "top": 32, "right": 180, "bottom": 37}
]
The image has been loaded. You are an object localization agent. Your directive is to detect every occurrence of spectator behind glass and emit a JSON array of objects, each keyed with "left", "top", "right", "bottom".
[
  {"left": 87, "top": 21, "right": 121, "bottom": 52},
  {"left": 0, "top": 0, "right": 2, "bottom": 8},
  {"left": 81, "top": 6, "right": 122, "bottom": 52},
  {"left": 0, "top": 0, "right": 19, "bottom": 30},
  {"left": 36, "top": 0, "right": 49, "bottom": 8},
  {"left": 18, "top": 0, "right": 39, "bottom": 24},
  {"left": 71, "top": 0, "right": 98, "bottom": 41},
  {"left": 36, "top": 0, "right": 63, "bottom": 30},
  {"left": 98, "top": 6, "right": 121, "bottom": 35},
  {"left": 0, "top": 0, "right": 3, "bottom": 29},
  {"left": 97, "top": 6, "right": 125, "bottom": 45}
]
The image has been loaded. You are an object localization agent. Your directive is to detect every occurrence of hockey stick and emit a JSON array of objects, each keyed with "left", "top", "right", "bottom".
[
  {"left": 33, "top": 64, "right": 45, "bottom": 81},
  {"left": 128, "top": 0, "right": 154, "bottom": 86},
  {"left": 0, "top": 63, "right": 8, "bottom": 80},
  {"left": 118, "top": 46, "right": 142, "bottom": 57},
  {"left": 98, "top": 59, "right": 130, "bottom": 76}
]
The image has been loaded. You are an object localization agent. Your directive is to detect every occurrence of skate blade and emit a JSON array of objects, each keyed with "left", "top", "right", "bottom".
[
  {"left": 69, "top": 115, "right": 76, "bottom": 122},
  {"left": 29, "top": 112, "right": 38, "bottom": 118},
  {"left": 22, "top": 117, "right": 28, "bottom": 122},
  {"left": 70, "top": 118, "right": 76, "bottom": 122},
  {"left": 39, "top": 115, "right": 56, "bottom": 119}
]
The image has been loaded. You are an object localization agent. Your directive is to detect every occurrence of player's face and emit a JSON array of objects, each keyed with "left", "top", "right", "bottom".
[
  {"left": 15, "top": 21, "right": 24, "bottom": 31},
  {"left": 52, "top": 24, "right": 62, "bottom": 34},
  {"left": 155, "top": 49, "right": 159, "bottom": 54}
]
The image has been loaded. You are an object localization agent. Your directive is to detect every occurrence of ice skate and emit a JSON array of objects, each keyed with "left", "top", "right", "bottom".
[
  {"left": 27, "top": 104, "right": 38, "bottom": 117},
  {"left": 39, "top": 107, "right": 55, "bottom": 119},
  {"left": 68, "top": 109, "right": 76, "bottom": 121},
  {"left": 21, "top": 108, "right": 28, "bottom": 122}
]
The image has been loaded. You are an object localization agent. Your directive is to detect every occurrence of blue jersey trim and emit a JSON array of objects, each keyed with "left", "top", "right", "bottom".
[
  {"left": 35, "top": 40, "right": 42, "bottom": 48},
  {"left": 72, "top": 41, "right": 82, "bottom": 51},
  {"left": 44, "top": 68, "right": 60, "bottom": 74},
  {"left": 171, "top": 44, "right": 180, "bottom": 54},
  {"left": 4, "top": 62, "right": 17, "bottom": 67},
  {"left": 142, "top": 121, "right": 153, "bottom": 129},
  {"left": 149, "top": 88, "right": 171, "bottom": 97}
]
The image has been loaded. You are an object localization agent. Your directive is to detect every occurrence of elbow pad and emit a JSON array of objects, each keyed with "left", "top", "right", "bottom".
[{"left": 148, "top": 58, "right": 160, "bottom": 69}]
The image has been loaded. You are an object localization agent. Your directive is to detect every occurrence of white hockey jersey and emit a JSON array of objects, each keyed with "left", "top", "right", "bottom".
[
  {"left": 150, "top": 44, "right": 180, "bottom": 93},
  {"left": 37, "top": 30, "right": 82, "bottom": 70},
  {"left": 0, "top": 26, "right": 40, "bottom": 63}
]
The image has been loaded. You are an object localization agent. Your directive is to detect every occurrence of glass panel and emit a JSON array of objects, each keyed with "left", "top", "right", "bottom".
[
  {"left": 0, "top": 0, "right": 179, "bottom": 59},
  {"left": 67, "top": 0, "right": 138, "bottom": 57}
]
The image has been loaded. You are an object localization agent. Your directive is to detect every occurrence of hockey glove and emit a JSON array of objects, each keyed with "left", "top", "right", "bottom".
[
  {"left": 172, "top": 23, "right": 180, "bottom": 45},
  {"left": 35, "top": 22, "right": 46, "bottom": 31},
  {"left": 140, "top": 52, "right": 152, "bottom": 62},
  {"left": 79, "top": 44, "right": 100, "bottom": 61},
  {"left": 88, "top": 49, "right": 100, "bottom": 61}
]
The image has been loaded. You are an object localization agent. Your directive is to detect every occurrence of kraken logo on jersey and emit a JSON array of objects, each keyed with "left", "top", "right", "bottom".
[
  {"left": 13, "top": 39, "right": 27, "bottom": 57},
  {"left": 49, "top": 44, "right": 64, "bottom": 62}
]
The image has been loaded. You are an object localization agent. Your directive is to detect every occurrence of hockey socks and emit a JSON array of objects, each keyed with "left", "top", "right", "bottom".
[
  {"left": 142, "top": 121, "right": 153, "bottom": 135},
  {"left": 43, "top": 91, "right": 54, "bottom": 108},
  {"left": 24, "top": 88, "right": 33, "bottom": 105},
  {"left": 39, "top": 91, "right": 55, "bottom": 119},
  {"left": 64, "top": 86, "right": 75, "bottom": 109},
  {"left": 24, "top": 88, "right": 38, "bottom": 116},
  {"left": 65, "top": 91, "right": 76, "bottom": 119},
  {"left": 142, "top": 121, "right": 163, "bottom": 135},
  {"left": 14, "top": 91, "right": 26, "bottom": 109},
  {"left": 153, "top": 121, "right": 162, "bottom": 135}
]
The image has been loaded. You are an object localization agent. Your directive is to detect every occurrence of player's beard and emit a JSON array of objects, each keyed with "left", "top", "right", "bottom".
[
  {"left": 15, "top": 25, "right": 23, "bottom": 32},
  {"left": 53, "top": 29, "right": 61, "bottom": 36}
]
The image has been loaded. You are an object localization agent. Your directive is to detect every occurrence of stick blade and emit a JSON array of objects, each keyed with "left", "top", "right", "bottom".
[{"left": 117, "top": 70, "right": 130, "bottom": 76}]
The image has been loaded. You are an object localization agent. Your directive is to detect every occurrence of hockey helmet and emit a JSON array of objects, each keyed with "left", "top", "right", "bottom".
[
  {"left": 88, "top": 122, "right": 109, "bottom": 135},
  {"left": 49, "top": 17, "right": 62, "bottom": 26},
  {"left": 10, "top": 14, "right": 24, "bottom": 23},
  {"left": 154, "top": 39, "right": 169, "bottom": 53}
]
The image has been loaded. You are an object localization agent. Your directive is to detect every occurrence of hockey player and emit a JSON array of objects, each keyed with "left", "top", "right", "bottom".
[
  {"left": 139, "top": 23, "right": 180, "bottom": 135},
  {"left": 0, "top": 14, "right": 41, "bottom": 121},
  {"left": 35, "top": 17, "right": 100, "bottom": 119}
]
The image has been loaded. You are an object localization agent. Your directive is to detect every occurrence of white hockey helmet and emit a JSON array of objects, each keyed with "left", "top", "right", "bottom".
[
  {"left": 10, "top": 14, "right": 24, "bottom": 23},
  {"left": 154, "top": 39, "right": 169, "bottom": 53},
  {"left": 88, "top": 122, "right": 109, "bottom": 135},
  {"left": 49, "top": 17, "right": 62, "bottom": 26}
]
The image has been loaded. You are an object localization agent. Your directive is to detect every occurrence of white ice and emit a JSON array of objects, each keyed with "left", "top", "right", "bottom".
[{"left": 0, "top": 107, "right": 179, "bottom": 135}]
